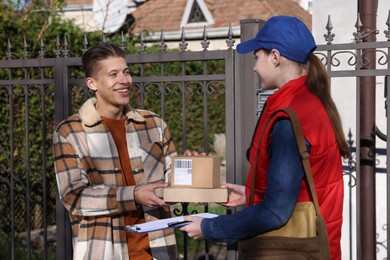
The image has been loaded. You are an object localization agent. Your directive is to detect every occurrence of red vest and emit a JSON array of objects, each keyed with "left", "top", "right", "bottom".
[{"left": 246, "top": 76, "right": 343, "bottom": 260}]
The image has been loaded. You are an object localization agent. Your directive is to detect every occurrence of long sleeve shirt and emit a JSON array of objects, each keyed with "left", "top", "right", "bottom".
[{"left": 201, "top": 119, "right": 309, "bottom": 244}]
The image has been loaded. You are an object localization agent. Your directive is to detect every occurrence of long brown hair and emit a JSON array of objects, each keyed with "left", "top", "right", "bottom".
[{"left": 305, "top": 53, "right": 350, "bottom": 158}]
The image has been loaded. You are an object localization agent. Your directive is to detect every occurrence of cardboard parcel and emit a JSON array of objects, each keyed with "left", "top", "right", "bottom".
[{"left": 164, "top": 156, "right": 228, "bottom": 203}]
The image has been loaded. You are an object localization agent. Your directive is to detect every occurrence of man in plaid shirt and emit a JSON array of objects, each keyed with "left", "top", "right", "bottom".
[{"left": 53, "top": 43, "right": 178, "bottom": 259}]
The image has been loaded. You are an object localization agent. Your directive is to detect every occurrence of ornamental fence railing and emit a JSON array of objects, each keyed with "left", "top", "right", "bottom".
[{"left": 0, "top": 13, "right": 390, "bottom": 259}]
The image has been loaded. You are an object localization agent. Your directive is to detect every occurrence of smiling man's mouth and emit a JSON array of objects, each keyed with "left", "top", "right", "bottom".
[{"left": 115, "top": 88, "right": 129, "bottom": 93}]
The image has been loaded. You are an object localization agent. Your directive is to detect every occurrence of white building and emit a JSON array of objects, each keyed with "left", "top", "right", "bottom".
[
  {"left": 293, "top": 0, "right": 313, "bottom": 13},
  {"left": 59, "top": 0, "right": 147, "bottom": 33}
]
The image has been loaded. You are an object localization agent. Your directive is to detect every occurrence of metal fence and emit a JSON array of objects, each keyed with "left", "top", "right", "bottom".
[
  {"left": 314, "top": 13, "right": 390, "bottom": 260},
  {"left": 1, "top": 14, "right": 390, "bottom": 260},
  {"left": 0, "top": 24, "right": 241, "bottom": 260}
]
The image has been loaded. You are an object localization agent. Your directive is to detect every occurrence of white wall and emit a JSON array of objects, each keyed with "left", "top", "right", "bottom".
[
  {"left": 59, "top": 7, "right": 100, "bottom": 32},
  {"left": 312, "top": 1, "right": 390, "bottom": 259}
]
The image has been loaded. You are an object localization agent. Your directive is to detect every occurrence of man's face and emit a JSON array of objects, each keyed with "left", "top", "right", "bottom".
[{"left": 86, "top": 56, "right": 132, "bottom": 112}]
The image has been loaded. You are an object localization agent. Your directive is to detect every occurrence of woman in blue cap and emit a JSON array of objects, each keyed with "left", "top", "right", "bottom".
[{"left": 181, "top": 16, "right": 349, "bottom": 260}]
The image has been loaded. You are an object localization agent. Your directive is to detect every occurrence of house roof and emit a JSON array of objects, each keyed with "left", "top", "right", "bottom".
[{"left": 128, "top": 0, "right": 312, "bottom": 36}]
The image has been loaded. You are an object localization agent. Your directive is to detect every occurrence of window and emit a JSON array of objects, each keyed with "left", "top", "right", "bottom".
[
  {"left": 180, "top": 0, "right": 214, "bottom": 28},
  {"left": 188, "top": 1, "right": 206, "bottom": 23}
]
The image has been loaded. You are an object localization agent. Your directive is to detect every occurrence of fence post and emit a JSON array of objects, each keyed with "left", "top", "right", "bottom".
[
  {"left": 357, "top": 1, "right": 378, "bottom": 259},
  {"left": 226, "top": 19, "right": 264, "bottom": 260},
  {"left": 386, "top": 75, "right": 390, "bottom": 260},
  {"left": 234, "top": 19, "right": 264, "bottom": 187},
  {"left": 54, "top": 56, "right": 73, "bottom": 260}
]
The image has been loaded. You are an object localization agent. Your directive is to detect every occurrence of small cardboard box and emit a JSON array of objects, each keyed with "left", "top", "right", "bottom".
[
  {"left": 171, "top": 156, "right": 221, "bottom": 188},
  {"left": 164, "top": 186, "right": 228, "bottom": 203}
]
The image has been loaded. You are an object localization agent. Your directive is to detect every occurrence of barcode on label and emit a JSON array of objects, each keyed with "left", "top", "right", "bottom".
[
  {"left": 174, "top": 159, "right": 193, "bottom": 185},
  {"left": 174, "top": 159, "right": 192, "bottom": 169}
]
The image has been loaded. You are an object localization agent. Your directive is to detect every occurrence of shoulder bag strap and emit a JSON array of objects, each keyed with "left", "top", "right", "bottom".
[{"left": 249, "top": 107, "right": 321, "bottom": 216}]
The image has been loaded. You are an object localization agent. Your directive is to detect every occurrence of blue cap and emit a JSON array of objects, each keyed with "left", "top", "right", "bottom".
[{"left": 236, "top": 16, "right": 316, "bottom": 63}]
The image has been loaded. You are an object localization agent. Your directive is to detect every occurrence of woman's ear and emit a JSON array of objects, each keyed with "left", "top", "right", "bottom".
[
  {"left": 85, "top": 77, "right": 97, "bottom": 92},
  {"left": 270, "top": 49, "right": 281, "bottom": 66}
]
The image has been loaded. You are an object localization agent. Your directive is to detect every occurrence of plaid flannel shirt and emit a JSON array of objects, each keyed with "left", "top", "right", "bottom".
[{"left": 53, "top": 98, "right": 178, "bottom": 260}]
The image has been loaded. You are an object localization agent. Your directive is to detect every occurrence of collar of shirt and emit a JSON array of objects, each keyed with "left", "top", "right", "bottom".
[{"left": 79, "top": 97, "right": 146, "bottom": 127}]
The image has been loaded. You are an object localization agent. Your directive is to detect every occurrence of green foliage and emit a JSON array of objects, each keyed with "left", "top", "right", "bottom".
[
  {"left": 172, "top": 203, "right": 227, "bottom": 255},
  {"left": 128, "top": 48, "right": 226, "bottom": 154},
  {"left": 0, "top": 229, "right": 56, "bottom": 260},
  {"left": 0, "top": 1, "right": 141, "bottom": 59}
]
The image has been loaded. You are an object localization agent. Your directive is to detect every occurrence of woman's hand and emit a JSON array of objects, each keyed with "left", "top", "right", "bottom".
[
  {"left": 221, "top": 183, "right": 246, "bottom": 207},
  {"left": 180, "top": 216, "right": 204, "bottom": 240}
]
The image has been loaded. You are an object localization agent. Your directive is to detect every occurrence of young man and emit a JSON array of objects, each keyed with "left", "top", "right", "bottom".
[{"left": 53, "top": 43, "right": 177, "bottom": 259}]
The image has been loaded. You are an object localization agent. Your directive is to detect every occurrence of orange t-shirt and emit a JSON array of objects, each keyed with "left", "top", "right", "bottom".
[{"left": 102, "top": 116, "right": 152, "bottom": 260}]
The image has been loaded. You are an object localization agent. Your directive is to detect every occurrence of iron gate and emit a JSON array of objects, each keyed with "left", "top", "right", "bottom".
[{"left": 0, "top": 14, "right": 390, "bottom": 260}]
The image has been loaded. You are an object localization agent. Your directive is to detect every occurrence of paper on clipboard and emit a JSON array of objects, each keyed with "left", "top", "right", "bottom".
[{"left": 124, "top": 212, "right": 219, "bottom": 234}]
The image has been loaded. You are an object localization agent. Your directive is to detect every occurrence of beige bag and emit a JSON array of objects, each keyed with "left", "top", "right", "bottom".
[{"left": 238, "top": 108, "right": 330, "bottom": 260}]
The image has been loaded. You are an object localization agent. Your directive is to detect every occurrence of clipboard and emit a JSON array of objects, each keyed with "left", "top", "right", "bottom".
[{"left": 124, "top": 212, "right": 219, "bottom": 233}]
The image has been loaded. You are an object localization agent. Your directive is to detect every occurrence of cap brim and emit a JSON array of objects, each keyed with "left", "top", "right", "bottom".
[{"left": 236, "top": 39, "right": 263, "bottom": 54}]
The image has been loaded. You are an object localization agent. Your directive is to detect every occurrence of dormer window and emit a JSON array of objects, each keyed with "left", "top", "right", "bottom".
[
  {"left": 188, "top": 1, "right": 206, "bottom": 23},
  {"left": 181, "top": 0, "right": 214, "bottom": 28}
]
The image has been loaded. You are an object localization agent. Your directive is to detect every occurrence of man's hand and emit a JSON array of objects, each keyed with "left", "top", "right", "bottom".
[
  {"left": 221, "top": 183, "right": 246, "bottom": 207},
  {"left": 134, "top": 182, "right": 168, "bottom": 207}
]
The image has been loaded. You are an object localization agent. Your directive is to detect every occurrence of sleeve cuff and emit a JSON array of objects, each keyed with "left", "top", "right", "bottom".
[
  {"left": 201, "top": 218, "right": 222, "bottom": 243},
  {"left": 201, "top": 216, "right": 237, "bottom": 245},
  {"left": 117, "top": 186, "right": 138, "bottom": 211}
]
